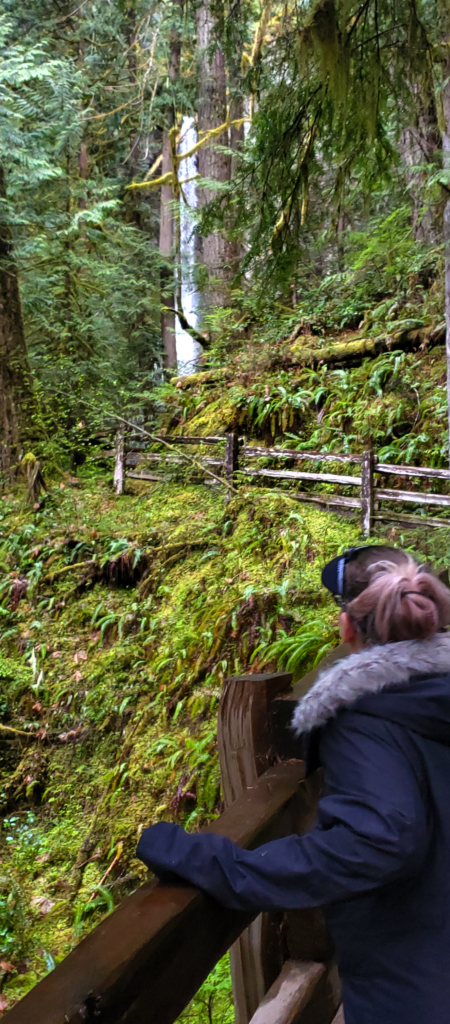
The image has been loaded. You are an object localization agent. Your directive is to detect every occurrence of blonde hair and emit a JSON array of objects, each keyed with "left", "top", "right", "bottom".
[{"left": 346, "top": 552, "right": 450, "bottom": 645}]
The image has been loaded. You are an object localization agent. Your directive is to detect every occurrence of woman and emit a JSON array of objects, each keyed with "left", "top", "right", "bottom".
[{"left": 137, "top": 545, "right": 450, "bottom": 1024}]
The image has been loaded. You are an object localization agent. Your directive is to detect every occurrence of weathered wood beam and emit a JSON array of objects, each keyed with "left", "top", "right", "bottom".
[
  {"left": 360, "top": 450, "right": 374, "bottom": 538},
  {"left": 160, "top": 434, "right": 224, "bottom": 444},
  {"left": 225, "top": 432, "right": 239, "bottom": 497},
  {"left": 372, "top": 511, "right": 450, "bottom": 527},
  {"left": 218, "top": 672, "right": 294, "bottom": 1024},
  {"left": 292, "top": 492, "right": 361, "bottom": 510},
  {"left": 243, "top": 469, "right": 361, "bottom": 486},
  {"left": 331, "top": 1007, "right": 345, "bottom": 1024},
  {"left": 247, "top": 961, "right": 324, "bottom": 1024},
  {"left": 126, "top": 470, "right": 166, "bottom": 482},
  {"left": 376, "top": 488, "right": 450, "bottom": 507},
  {"left": 113, "top": 426, "right": 125, "bottom": 496},
  {"left": 243, "top": 447, "right": 362, "bottom": 465},
  {"left": 4, "top": 763, "right": 305, "bottom": 1024},
  {"left": 376, "top": 462, "right": 450, "bottom": 481}
]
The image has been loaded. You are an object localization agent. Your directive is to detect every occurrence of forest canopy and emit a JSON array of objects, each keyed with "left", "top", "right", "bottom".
[{"left": 0, "top": 0, "right": 449, "bottom": 473}]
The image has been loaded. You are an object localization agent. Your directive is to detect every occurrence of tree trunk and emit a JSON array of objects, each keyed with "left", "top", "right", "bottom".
[
  {"left": 400, "top": 91, "right": 441, "bottom": 244},
  {"left": 227, "top": 0, "right": 245, "bottom": 272},
  {"left": 336, "top": 208, "right": 345, "bottom": 272},
  {"left": 160, "top": 2, "right": 182, "bottom": 370},
  {"left": 0, "top": 167, "right": 34, "bottom": 477},
  {"left": 160, "top": 132, "right": 178, "bottom": 369},
  {"left": 196, "top": 0, "right": 232, "bottom": 311},
  {"left": 124, "top": 4, "right": 145, "bottom": 229},
  {"left": 443, "top": 48, "right": 450, "bottom": 468},
  {"left": 228, "top": 0, "right": 245, "bottom": 171}
]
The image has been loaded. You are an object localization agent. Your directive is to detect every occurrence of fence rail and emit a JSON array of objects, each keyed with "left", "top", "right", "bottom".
[
  {"left": 4, "top": 666, "right": 345, "bottom": 1024},
  {"left": 108, "top": 432, "right": 450, "bottom": 536}
]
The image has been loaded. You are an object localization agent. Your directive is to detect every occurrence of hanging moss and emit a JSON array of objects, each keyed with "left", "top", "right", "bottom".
[{"left": 302, "top": 0, "right": 349, "bottom": 106}]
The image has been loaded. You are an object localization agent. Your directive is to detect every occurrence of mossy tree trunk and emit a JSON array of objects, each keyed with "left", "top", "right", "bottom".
[
  {"left": 0, "top": 167, "right": 34, "bottom": 478},
  {"left": 160, "top": 0, "right": 183, "bottom": 370},
  {"left": 196, "top": 0, "right": 233, "bottom": 312},
  {"left": 227, "top": 0, "right": 245, "bottom": 269}
]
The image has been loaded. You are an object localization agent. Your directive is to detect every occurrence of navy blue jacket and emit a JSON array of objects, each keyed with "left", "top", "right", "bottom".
[{"left": 137, "top": 644, "right": 450, "bottom": 1024}]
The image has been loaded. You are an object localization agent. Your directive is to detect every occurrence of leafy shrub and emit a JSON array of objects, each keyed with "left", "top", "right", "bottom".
[{"left": 0, "top": 881, "right": 28, "bottom": 958}]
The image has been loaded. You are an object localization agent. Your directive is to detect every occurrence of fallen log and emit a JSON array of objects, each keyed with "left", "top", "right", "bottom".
[
  {"left": 286, "top": 323, "right": 445, "bottom": 369},
  {"left": 172, "top": 323, "right": 445, "bottom": 392}
]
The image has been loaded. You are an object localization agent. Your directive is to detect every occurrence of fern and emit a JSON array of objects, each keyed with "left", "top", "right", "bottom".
[{"left": 254, "top": 619, "right": 338, "bottom": 677}]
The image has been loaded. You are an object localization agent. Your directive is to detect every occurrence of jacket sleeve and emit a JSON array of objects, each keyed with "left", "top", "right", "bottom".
[{"left": 136, "top": 714, "right": 429, "bottom": 912}]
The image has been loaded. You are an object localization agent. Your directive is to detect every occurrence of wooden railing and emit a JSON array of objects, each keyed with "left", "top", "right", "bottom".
[
  {"left": 110, "top": 431, "right": 450, "bottom": 537},
  {"left": 4, "top": 664, "right": 345, "bottom": 1024}
]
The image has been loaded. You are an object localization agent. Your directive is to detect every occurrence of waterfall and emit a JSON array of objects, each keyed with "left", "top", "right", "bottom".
[{"left": 176, "top": 116, "right": 202, "bottom": 375}]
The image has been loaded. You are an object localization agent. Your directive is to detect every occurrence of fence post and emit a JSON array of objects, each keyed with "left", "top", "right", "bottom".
[
  {"left": 224, "top": 432, "right": 239, "bottom": 502},
  {"left": 360, "top": 449, "right": 374, "bottom": 538},
  {"left": 218, "top": 671, "right": 293, "bottom": 1023},
  {"left": 114, "top": 425, "right": 125, "bottom": 495}
]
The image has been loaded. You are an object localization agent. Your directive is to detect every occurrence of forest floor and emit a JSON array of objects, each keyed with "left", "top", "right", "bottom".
[{"left": 2, "top": 327, "right": 450, "bottom": 1020}]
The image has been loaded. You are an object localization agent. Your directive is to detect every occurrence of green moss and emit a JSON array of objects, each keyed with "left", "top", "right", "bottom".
[
  {"left": 181, "top": 394, "right": 235, "bottom": 436},
  {"left": 1, "top": 320, "right": 449, "bottom": 1017},
  {"left": 0, "top": 476, "right": 361, "bottom": 1006}
]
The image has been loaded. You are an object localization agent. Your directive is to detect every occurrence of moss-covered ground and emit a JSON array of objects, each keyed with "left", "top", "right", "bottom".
[{"left": 2, "top": 331, "right": 450, "bottom": 1019}]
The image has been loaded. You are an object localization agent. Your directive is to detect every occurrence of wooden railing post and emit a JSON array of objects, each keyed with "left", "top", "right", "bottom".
[
  {"left": 218, "top": 671, "right": 337, "bottom": 1024},
  {"left": 224, "top": 432, "right": 239, "bottom": 501},
  {"left": 3, "top": 762, "right": 305, "bottom": 1024},
  {"left": 218, "top": 672, "right": 293, "bottom": 1024},
  {"left": 360, "top": 449, "right": 374, "bottom": 538},
  {"left": 114, "top": 425, "right": 125, "bottom": 495}
]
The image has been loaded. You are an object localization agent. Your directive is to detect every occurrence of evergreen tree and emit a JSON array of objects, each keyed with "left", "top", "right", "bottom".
[
  {"left": 0, "top": 167, "right": 34, "bottom": 476},
  {"left": 0, "top": 0, "right": 450, "bottom": 463}
]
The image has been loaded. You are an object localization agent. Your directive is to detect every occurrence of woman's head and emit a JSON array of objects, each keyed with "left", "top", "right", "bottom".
[{"left": 322, "top": 545, "right": 450, "bottom": 647}]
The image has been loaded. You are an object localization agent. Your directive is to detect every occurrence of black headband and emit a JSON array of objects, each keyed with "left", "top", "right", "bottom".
[{"left": 321, "top": 546, "right": 386, "bottom": 600}]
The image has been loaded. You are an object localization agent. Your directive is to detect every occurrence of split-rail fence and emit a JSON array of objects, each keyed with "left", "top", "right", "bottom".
[{"left": 110, "top": 431, "right": 450, "bottom": 537}]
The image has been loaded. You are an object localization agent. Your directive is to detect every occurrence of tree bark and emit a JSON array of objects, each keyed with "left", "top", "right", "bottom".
[
  {"left": 400, "top": 91, "right": 441, "bottom": 244},
  {"left": 124, "top": 5, "right": 146, "bottom": 230},
  {"left": 160, "top": 132, "right": 177, "bottom": 369},
  {"left": 0, "top": 167, "right": 34, "bottom": 477},
  {"left": 160, "top": 1, "right": 183, "bottom": 369},
  {"left": 228, "top": 0, "right": 245, "bottom": 170},
  {"left": 196, "top": 0, "right": 232, "bottom": 311},
  {"left": 227, "top": 0, "right": 245, "bottom": 272}
]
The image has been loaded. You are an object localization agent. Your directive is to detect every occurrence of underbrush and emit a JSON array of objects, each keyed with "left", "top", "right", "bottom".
[
  {"left": 0, "top": 474, "right": 357, "bottom": 1013},
  {"left": 2, "top": 286, "right": 450, "bottom": 1015},
  {"left": 161, "top": 347, "right": 448, "bottom": 467},
  {"left": 1, "top": 470, "right": 449, "bottom": 1016}
]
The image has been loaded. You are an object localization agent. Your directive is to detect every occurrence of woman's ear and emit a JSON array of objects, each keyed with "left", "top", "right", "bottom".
[{"left": 340, "top": 610, "right": 359, "bottom": 648}]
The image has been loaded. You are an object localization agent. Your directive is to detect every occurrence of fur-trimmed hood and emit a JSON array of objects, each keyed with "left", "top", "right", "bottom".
[{"left": 291, "top": 633, "right": 450, "bottom": 736}]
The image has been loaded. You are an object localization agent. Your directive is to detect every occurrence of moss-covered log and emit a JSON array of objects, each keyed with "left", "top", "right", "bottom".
[
  {"left": 174, "top": 326, "right": 445, "bottom": 393},
  {"left": 287, "top": 324, "right": 445, "bottom": 369}
]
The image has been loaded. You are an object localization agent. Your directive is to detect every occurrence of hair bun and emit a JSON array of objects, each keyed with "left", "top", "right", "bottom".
[{"left": 347, "top": 555, "right": 450, "bottom": 644}]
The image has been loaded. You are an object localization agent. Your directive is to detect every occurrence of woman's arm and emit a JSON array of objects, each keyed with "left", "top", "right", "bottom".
[{"left": 137, "top": 715, "right": 428, "bottom": 911}]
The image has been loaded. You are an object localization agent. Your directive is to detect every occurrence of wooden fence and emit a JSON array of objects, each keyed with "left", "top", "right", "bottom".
[
  {"left": 4, "top": 664, "right": 345, "bottom": 1024},
  {"left": 110, "top": 432, "right": 450, "bottom": 537}
]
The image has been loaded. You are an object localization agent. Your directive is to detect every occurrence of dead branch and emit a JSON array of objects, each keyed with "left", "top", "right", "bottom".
[
  {"left": 164, "top": 307, "right": 210, "bottom": 349},
  {"left": 0, "top": 723, "right": 31, "bottom": 737},
  {"left": 41, "top": 559, "right": 95, "bottom": 583}
]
